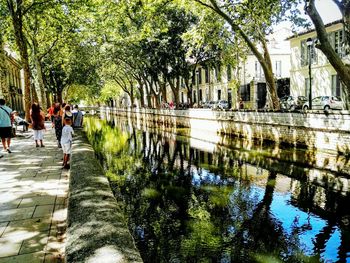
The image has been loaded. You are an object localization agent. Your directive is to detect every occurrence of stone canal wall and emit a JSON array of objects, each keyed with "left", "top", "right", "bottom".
[
  {"left": 66, "top": 131, "right": 142, "bottom": 262},
  {"left": 101, "top": 107, "right": 350, "bottom": 155}
]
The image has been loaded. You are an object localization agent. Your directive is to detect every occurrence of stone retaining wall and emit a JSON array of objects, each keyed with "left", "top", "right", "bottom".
[
  {"left": 102, "top": 107, "right": 350, "bottom": 155},
  {"left": 66, "top": 131, "right": 142, "bottom": 263}
]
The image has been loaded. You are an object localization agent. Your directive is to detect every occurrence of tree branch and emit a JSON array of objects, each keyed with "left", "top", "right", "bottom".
[
  {"left": 23, "top": 0, "right": 54, "bottom": 16},
  {"left": 38, "top": 37, "right": 59, "bottom": 61},
  {"left": 193, "top": 0, "right": 217, "bottom": 13},
  {"left": 305, "top": 0, "right": 350, "bottom": 84}
]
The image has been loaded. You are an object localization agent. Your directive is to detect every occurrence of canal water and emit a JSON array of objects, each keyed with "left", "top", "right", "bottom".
[{"left": 84, "top": 116, "right": 350, "bottom": 263}]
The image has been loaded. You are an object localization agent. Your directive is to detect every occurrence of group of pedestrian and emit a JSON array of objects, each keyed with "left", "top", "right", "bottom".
[
  {"left": 47, "top": 103, "right": 83, "bottom": 169},
  {"left": 0, "top": 98, "right": 83, "bottom": 169}
]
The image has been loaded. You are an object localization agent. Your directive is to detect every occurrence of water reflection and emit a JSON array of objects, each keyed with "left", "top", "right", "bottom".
[{"left": 85, "top": 116, "right": 350, "bottom": 263}]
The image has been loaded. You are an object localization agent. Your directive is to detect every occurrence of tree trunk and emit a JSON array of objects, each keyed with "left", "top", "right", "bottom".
[
  {"left": 0, "top": 35, "right": 10, "bottom": 101},
  {"left": 306, "top": 0, "right": 350, "bottom": 109},
  {"left": 57, "top": 90, "right": 63, "bottom": 104},
  {"left": 342, "top": 1, "right": 350, "bottom": 56},
  {"left": 33, "top": 48, "right": 47, "bottom": 112},
  {"left": 138, "top": 80, "right": 145, "bottom": 108},
  {"left": 185, "top": 83, "right": 192, "bottom": 105},
  {"left": 204, "top": 0, "right": 280, "bottom": 110},
  {"left": 144, "top": 81, "right": 152, "bottom": 107},
  {"left": 169, "top": 77, "right": 180, "bottom": 106},
  {"left": 8, "top": 1, "right": 32, "bottom": 121},
  {"left": 31, "top": 82, "right": 38, "bottom": 103},
  {"left": 159, "top": 81, "right": 167, "bottom": 103},
  {"left": 185, "top": 73, "right": 194, "bottom": 105},
  {"left": 261, "top": 39, "right": 279, "bottom": 110},
  {"left": 130, "top": 84, "right": 134, "bottom": 107},
  {"left": 46, "top": 91, "right": 52, "bottom": 109},
  {"left": 19, "top": 46, "right": 31, "bottom": 121}
]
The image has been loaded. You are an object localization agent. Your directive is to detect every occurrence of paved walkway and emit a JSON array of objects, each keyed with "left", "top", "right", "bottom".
[{"left": 0, "top": 124, "right": 68, "bottom": 262}]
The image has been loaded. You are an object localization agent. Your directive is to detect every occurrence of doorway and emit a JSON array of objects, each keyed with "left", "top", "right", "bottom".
[{"left": 257, "top": 83, "right": 267, "bottom": 109}]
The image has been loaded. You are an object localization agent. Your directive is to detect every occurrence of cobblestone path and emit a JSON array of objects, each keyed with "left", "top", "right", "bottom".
[{"left": 0, "top": 124, "right": 68, "bottom": 262}]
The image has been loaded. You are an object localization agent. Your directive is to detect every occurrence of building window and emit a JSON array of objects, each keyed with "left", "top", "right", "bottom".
[
  {"left": 240, "top": 84, "right": 250, "bottom": 101},
  {"left": 205, "top": 67, "right": 210, "bottom": 83},
  {"left": 181, "top": 77, "right": 185, "bottom": 88},
  {"left": 255, "top": 61, "right": 264, "bottom": 78},
  {"left": 193, "top": 90, "right": 197, "bottom": 103},
  {"left": 227, "top": 64, "right": 232, "bottom": 81},
  {"left": 199, "top": 89, "right": 203, "bottom": 101},
  {"left": 331, "top": 74, "right": 342, "bottom": 97},
  {"left": 275, "top": 61, "right": 282, "bottom": 77},
  {"left": 329, "top": 30, "right": 344, "bottom": 56},
  {"left": 217, "top": 89, "right": 221, "bottom": 100},
  {"left": 301, "top": 39, "right": 317, "bottom": 66},
  {"left": 198, "top": 68, "right": 202, "bottom": 84},
  {"left": 305, "top": 77, "right": 313, "bottom": 97}
]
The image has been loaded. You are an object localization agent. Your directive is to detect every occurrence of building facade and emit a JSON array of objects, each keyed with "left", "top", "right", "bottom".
[
  {"left": 289, "top": 20, "right": 347, "bottom": 100},
  {"left": 238, "top": 27, "right": 292, "bottom": 109},
  {"left": 172, "top": 27, "right": 292, "bottom": 110},
  {"left": 0, "top": 47, "right": 24, "bottom": 113}
]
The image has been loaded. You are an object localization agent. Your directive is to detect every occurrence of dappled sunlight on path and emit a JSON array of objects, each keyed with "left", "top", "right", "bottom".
[{"left": 0, "top": 124, "right": 68, "bottom": 262}]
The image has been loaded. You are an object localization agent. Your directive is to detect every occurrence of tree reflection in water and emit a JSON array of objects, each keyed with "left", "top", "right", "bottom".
[{"left": 84, "top": 117, "right": 350, "bottom": 263}]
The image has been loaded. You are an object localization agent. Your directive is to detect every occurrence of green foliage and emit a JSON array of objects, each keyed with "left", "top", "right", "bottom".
[
  {"left": 1, "top": 0, "right": 318, "bottom": 108},
  {"left": 99, "top": 81, "right": 122, "bottom": 103}
]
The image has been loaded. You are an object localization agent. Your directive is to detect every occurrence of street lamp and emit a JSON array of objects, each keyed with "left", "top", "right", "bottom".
[
  {"left": 196, "top": 69, "right": 200, "bottom": 105},
  {"left": 306, "top": 37, "right": 313, "bottom": 110}
]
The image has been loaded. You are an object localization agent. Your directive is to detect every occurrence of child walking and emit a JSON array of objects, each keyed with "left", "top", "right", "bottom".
[{"left": 61, "top": 118, "right": 74, "bottom": 169}]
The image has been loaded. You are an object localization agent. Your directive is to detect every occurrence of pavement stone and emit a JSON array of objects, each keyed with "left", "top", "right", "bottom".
[
  {"left": 0, "top": 238, "right": 22, "bottom": 257},
  {"left": 18, "top": 196, "right": 56, "bottom": 208},
  {"left": 2, "top": 217, "right": 51, "bottom": 237},
  {"left": 0, "top": 124, "right": 68, "bottom": 262},
  {"left": 0, "top": 252, "right": 44, "bottom": 263},
  {"left": 0, "top": 223, "right": 8, "bottom": 236}
]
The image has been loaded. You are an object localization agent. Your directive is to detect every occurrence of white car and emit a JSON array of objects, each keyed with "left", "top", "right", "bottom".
[
  {"left": 202, "top": 101, "right": 215, "bottom": 109},
  {"left": 214, "top": 100, "right": 229, "bottom": 110},
  {"left": 303, "top": 96, "right": 343, "bottom": 111}
]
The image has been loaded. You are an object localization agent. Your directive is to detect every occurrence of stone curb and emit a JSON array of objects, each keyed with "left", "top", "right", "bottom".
[{"left": 66, "top": 130, "right": 142, "bottom": 263}]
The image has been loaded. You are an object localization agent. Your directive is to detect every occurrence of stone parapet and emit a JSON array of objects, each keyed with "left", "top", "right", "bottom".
[
  {"left": 101, "top": 107, "right": 350, "bottom": 155},
  {"left": 66, "top": 131, "right": 142, "bottom": 263}
]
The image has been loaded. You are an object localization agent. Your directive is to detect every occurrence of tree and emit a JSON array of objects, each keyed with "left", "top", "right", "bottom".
[
  {"left": 192, "top": 0, "right": 302, "bottom": 110},
  {"left": 305, "top": 0, "right": 350, "bottom": 108},
  {"left": 42, "top": 41, "right": 101, "bottom": 104},
  {"left": 0, "top": 2, "right": 10, "bottom": 101},
  {"left": 181, "top": 6, "right": 244, "bottom": 107},
  {"left": 6, "top": 0, "right": 33, "bottom": 120},
  {"left": 25, "top": 8, "right": 63, "bottom": 111}
]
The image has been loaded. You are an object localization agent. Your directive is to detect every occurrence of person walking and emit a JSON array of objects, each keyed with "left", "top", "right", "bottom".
[
  {"left": 61, "top": 118, "right": 74, "bottom": 169},
  {"left": 47, "top": 103, "right": 55, "bottom": 127},
  {"left": 62, "top": 105, "right": 73, "bottom": 126},
  {"left": 52, "top": 103, "right": 63, "bottom": 148},
  {"left": 72, "top": 105, "right": 83, "bottom": 128},
  {"left": 0, "top": 98, "right": 13, "bottom": 154},
  {"left": 30, "top": 103, "right": 46, "bottom": 147}
]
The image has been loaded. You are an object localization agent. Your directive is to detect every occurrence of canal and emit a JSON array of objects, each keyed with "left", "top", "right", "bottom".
[{"left": 84, "top": 115, "right": 350, "bottom": 263}]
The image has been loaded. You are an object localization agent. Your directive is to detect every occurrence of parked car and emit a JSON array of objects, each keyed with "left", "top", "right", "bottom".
[
  {"left": 302, "top": 96, "right": 343, "bottom": 111},
  {"left": 280, "top": 95, "right": 307, "bottom": 111},
  {"left": 203, "top": 101, "right": 216, "bottom": 109},
  {"left": 213, "top": 100, "right": 229, "bottom": 110}
]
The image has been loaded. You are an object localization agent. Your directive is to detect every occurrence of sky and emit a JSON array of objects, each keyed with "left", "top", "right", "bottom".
[
  {"left": 274, "top": 0, "right": 342, "bottom": 34},
  {"left": 315, "top": 0, "right": 342, "bottom": 23}
]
